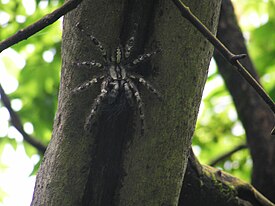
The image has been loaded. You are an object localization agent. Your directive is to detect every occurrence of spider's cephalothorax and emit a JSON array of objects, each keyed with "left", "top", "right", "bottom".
[{"left": 74, "top": 23, "right": 161, "bottom": 135}]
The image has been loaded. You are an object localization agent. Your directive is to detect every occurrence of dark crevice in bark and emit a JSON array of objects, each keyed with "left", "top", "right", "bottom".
[
  {"left": 82, "top": 104, "right": 134, "bottom": 206},
  {"left": 120, "top": 0, "right": 155, "bottom": 49},
  {"left": 214, "top": 0, "right": 275, "bottom": 203},
  {"left": 120, "top": 0, "right": 158, "bottom": 77},
  {"left": 81, "top": 1, "right": 157, "bottom": 205}
]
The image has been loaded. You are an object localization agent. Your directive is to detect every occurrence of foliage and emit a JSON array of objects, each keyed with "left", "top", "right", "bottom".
[
  {"left": 194, "top": 0, "right": 275, "bottom": 182},
  {"left": 194, "top": 65, "right": 250, "bottom": 181},
  {"left": 0, "top": 0, "right": 62, "bottom": 198}
]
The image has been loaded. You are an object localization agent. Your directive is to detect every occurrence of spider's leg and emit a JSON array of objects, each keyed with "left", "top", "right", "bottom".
[
  {"left": 127, "top": 79, "right": 145, "bottom": 135},
  {"left": 129, "top": 49, "right": 160, "bottom": 67},
  {"left": 85, "top": 78, "right": 109, "bottom": 130},
  {"left": 74, "top": 60, "right": 103, "bottom": 69},
  {"left": 124, "top": 35, "right": 135, "bottom": 59},
  {"left": 76, "top": 23, "right": 108, "bottom": 62},
  {"left": 124, "top": 24, "right": 138, "bottom": 59},
  {"left": 123, "top": 81, "right": 134, "bottom": 106},
  {"left": 73, "top": 75, "right": 105, "bottom": 93},
  {"left": 129, "top": 74, "right": 161, "bottom": 100}
]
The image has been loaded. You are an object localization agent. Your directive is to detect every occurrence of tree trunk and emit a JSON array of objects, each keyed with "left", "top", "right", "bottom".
[
  {"left": 31, "top": 0, "right": 221, "bottom": 205},
  {"left": 214, "top": 0, "right": 275, "bottom": 203}
]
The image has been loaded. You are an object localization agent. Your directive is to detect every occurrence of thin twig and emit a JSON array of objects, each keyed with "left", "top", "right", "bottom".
[
  {"left": 210, "top": 144, "right": 247, "bottom": 166},
  {"left": 171, "top": 0, "right": 275, "bottom": 116},
  {"left": 0, "top": 0, "right": 83, "bottom": 53},
  {"left": 0, "top": 84, "right": 47, "bottom": 153}
]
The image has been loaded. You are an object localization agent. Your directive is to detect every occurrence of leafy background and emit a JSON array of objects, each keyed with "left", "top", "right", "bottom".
[{"left": 0, "top": 0, "right": 274, "bottom": 205}]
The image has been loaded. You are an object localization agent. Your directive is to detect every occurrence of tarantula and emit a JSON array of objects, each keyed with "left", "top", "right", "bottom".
[{"left": 73, "top": 23, "right": 161, "bottom": 134}]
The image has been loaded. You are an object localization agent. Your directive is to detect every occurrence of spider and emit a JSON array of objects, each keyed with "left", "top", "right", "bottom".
[{"left": 73, "top": 23, "right": 161, "bottom": 135}]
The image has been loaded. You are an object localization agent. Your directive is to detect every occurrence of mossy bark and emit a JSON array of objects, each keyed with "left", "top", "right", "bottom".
[
  {"left": 31, "top": 0, "right": 221, "bottom": 205},
  {"left": 179, "top": 150, "right": 274, "bottom": 206}
]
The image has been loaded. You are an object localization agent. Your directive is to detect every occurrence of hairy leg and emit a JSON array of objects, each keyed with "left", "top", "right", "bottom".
[
  {"left": 127, "top": 79, "right": 145, "bottom": 135},
  {"left": 76, "top": 22, "right": 108, "bottom": 62},
  {"left": 129, "top": 74, "right": 161, "bottom": 99},
  {"left": 73, "top": 75, "right": 105, "bottom": 93},
  {"left": 85, "top": 78, "right": 109, "bottom": 131}
]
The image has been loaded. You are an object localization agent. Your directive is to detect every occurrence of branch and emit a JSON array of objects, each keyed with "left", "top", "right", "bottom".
[
  {"left": 0, "top": 0, "right": 83, "bottom": 53},
  {"left": 171, "top": 0, "right": 275, "bottom": 120},
  {"left": 0, "top": 84, "right": 47, "bottom": 153},
  {"left": 210, "top": 144, "right": 247, "bottom": 166},
  {"left": 179, "top": 149, "right": 275, "bottom": 206}
]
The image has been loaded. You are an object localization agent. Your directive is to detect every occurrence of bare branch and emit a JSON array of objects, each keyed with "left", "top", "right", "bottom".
[
  {"left": 171, "top": 0, "right": 275, "bottom": 123},
  {"left": 0, "top": 84, "right": 47, "bottom": 153},
  {"left": 0, "top": 0, "right": 83, "bottom": 53},
  {"left": 210, "top": 144, "right": 247, "bottom": 166}
]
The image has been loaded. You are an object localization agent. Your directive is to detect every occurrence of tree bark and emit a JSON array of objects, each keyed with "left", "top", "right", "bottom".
[
  {"left": 31, "top": 0, "right": 221, "bottom": 205},
  {"left": 179, "top": 150, "right": 274, "bottom": 206},
  {"left": 214, "top": 0, "right": 275, "bottom": 203}
]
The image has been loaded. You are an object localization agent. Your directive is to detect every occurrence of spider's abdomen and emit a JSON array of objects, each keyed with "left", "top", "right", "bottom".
[{"left": 108, "top": 81, "right": 119, "bottom": 103}]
